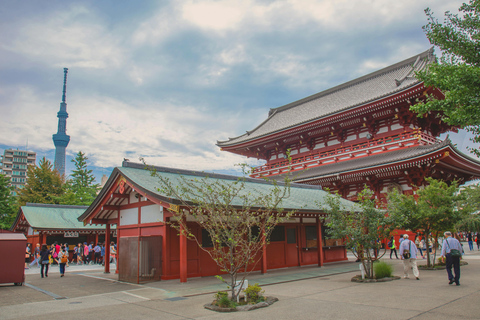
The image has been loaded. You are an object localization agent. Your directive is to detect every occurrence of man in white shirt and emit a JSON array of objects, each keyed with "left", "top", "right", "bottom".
[
  {"left": 399, "top": 234, "right": 419, "bottom": 280},
  {"left": 440, "top": 231, "right": 463, "bottom": 286}
]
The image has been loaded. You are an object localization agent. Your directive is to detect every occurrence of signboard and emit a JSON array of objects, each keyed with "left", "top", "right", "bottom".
[{"left": 64, "top": 231, "right": 79, "bottom": 238}]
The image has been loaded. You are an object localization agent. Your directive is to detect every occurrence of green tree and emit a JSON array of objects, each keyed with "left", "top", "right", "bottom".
[
  {"left": 454, "top": 183, "right": 480, "bottom": 232},
  {"left": 0, "top": 174, "right": 16, "bottom": 229},
  {"left": 63, "top": 151, "right": 99, "bottom": 205},
  {"left": 413, "top": 0, "right": 480, "bottom": 156},
  {"left": 321, "top": 188, "right": 398, "bottom": 279},
  {"left": 145, "top": 161, "right": 294, "bottom": 301},
  {"left": 387, "top": 178, "right": 463, "bottom": 267},
  {"left": 17, "top": 157, "right": 65, "bottom": 206}
]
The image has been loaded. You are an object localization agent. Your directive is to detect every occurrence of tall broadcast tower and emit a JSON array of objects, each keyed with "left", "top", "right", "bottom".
[{"left": 52, "top": 68, "right": 70, "bottom": 176}]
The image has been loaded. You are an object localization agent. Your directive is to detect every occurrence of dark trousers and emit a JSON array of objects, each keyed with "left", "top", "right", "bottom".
[
  {"left": 446, "top": 253, "right": 460, "bottom": 283},
  {"left": 59, "top": 263, "right": 66, "bottom": 275},
  {"left": 41, "top": 263, "right": 49, "bottom": 277},
  {"left": 390, "top": 248, "right": 398, "bottom": 259}
]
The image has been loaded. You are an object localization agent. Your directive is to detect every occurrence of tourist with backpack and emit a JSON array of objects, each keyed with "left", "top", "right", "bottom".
[
  {"left": 399, "top": 234, "right": 420, "bottom": 280},
  {"left": 388, "top": 236, "right": 398, "bottom": 259}
]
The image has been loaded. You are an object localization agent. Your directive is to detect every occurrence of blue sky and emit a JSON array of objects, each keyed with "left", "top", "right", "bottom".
[{"left": 0, "top": 0, "right": 476, "bottom": 183}]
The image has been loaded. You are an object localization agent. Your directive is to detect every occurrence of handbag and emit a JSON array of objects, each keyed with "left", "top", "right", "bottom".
[{"left": 446, "top": 239, "right": 462, "bottom": 257}]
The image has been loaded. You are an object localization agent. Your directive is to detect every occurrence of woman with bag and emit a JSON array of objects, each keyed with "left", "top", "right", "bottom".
[
  {"left": 58, "top": 246, "right": 68, "bottom": 277},
  {"left": 39, "top": 244, "right": 50, "bottom": 278}
]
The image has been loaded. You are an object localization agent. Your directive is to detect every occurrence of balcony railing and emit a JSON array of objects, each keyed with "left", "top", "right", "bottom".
[{"left": 251, "top": 130, "right": 439, "bottom": 177}]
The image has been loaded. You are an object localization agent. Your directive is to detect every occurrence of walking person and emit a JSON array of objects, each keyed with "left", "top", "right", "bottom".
[
  {"left": 440, "top": 231, "right": 463, "bottom": 286},
  {"left": 110, "top": 241, "right": 117, "bottom": 264},
  {"left": 415, "top": 235, "right": 424, "bottom": 259},
  {"left": 476, "top": 233, "right": 480, "bottom": 250},
  {"left": 29, "top": 243, "right": 41, "bottom": 267},
  {"left": 83, "top": 242, "right": 90, "bottom": 264},
  {"left": 58, "top": 246, "right": 68, "bottom": 277},
  {"left": 388, "top": 236, "right": 398, "bottom": 259},
  {"left": 76, "top": 243, "right": 83, "bottom": 265},
  {"left": 25, "top": 243, "right": 32, "bottom": 269},
  {"left": 467, "top": 232, "right": 474, "bottom": 251},
  {"left": 94, "top": 243, "right": 101, "bottom": 264},
  {"left": 399, "top": 234, "right": 420, "bottom": 280},
  {"left": 39, "top": 245, "right": 50, "bottom": 278}
]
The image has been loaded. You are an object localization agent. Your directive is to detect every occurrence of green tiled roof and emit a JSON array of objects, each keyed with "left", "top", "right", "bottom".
[
  {"left": 21, "top": 203, "right": 109, "bottom": 230},
  {"left": 117, "top": 162, "right": 360, "bottom": 213}
]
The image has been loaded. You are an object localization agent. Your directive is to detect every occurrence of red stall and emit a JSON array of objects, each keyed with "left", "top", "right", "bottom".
[{"left": 0, "top": 233, "right": 27, "bottom": 286}]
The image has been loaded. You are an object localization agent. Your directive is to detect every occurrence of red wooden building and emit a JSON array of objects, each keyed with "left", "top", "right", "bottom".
[
  {"left": 78, "top": 161, "right": 359, "bottom": 283},
  {"left": 217, "top": 48, "right": 480, "bottom": 201}
]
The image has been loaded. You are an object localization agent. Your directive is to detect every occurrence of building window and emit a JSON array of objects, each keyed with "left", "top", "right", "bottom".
[
  {"left": 270, "top": 226, "right": 285, "bottom": 242},
  {"left": 305, "top": 226, "right": 317, "bottom": 248}
]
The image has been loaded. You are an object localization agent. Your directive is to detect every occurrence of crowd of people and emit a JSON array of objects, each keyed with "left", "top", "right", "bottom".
[{"left": 24, "top": 241, "right": 117, "bottom": 278}]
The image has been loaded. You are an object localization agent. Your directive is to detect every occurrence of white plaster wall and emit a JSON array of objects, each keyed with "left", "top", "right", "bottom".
[
  {"left": 329, "top": 139, "right": 340, "bottom": 146},
  {"left": 391, "top": 123, "right": 403, "bottom": 130},
  {"left": 300, "top": 147, "right": 309, "bottom": 153},
  {"left": 141, "top": 204, "right": 164, "bottom": 224},
  {"left": 303, "top": 218, "right": 316, "bottom": 223},
  {"left": 377, "top": 126, "right": 388, "bottom": 134},
  {"left": 120, "top": 207, "right": 138, "bottom": 226}
]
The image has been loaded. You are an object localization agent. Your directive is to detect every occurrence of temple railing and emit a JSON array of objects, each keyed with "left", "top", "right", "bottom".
[{"left": 251, "top": 130, "right": 439, "bottom": 177}]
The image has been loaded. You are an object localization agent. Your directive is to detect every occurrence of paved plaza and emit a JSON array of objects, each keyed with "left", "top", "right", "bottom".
[{"left": 1, "top": 244, "right": 480, "bottom": 320}]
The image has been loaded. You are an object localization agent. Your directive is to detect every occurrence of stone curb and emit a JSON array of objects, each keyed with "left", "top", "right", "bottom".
[{"left": 204, "top": 296, "right": 279, "bottom": 312}]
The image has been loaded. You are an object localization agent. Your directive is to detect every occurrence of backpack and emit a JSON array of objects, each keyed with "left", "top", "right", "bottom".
[
  {"left": 61, "top": 253, "right": 68, "bottom": 264},
  {"left": 402, "top": 240, "right": 412, "bottom": 259},
  {"left": 387, "top": 240, "right": 392, "bottom": 248}
]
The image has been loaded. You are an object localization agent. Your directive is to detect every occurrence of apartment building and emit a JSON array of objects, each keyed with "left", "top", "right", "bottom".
[{"left": 0, "top": 149, "right": 36, "bottom": 195}]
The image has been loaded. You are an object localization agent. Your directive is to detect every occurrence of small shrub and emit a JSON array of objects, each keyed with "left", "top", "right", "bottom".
[
  {"left": 374, "top": 261, "right": 393, "bottom": 279},
  {"left": 214, "top": 291, "right": 228, "bottom": 301},
  {"left": 244, "top": 283, "right": 265, "bottom": 304},
  {"left": 217, "top": 295, "right": 235, "bottom": 308}
]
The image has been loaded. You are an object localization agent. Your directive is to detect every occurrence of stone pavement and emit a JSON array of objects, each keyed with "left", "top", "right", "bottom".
[{"left": 1, "top": 245, "right": 479, "bottom": 320}]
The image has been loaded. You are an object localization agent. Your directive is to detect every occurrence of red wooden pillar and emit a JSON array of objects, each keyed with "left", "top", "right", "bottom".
[
  {"left": 179, "top": 222, "right": 187, "bottom": 283},
  {"left": 261, "top": 225, "right": 267, "bottom": 274},
  {"left": 115, "top": 230, "right": 119, "bottom": 274},
  {"left": 104, "top": 224, "right": 110, "bottom": 274},
  {"left": 95, "top": 233, "right": 99, "bottom": 245},
  {"left": 317, "top": 217, "right": 324, "bottom": 267}
]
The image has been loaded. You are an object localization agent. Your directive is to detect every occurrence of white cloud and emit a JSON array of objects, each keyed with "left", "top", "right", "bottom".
[{"left": 2, "top": 5, "right": 124, "bottom": 69}]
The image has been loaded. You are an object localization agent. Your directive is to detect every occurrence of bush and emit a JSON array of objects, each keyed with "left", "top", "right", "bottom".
[
  {"left": 374, "top": 261, "right": 393, "bottom": 279},
  {"left": 214, "top": 291, "right": 228, "bottom": 301},
  {"left": 217, "top": 295, "right": 235, "bottom": 308},
  {"left": 244, "top": 283, "right": 265, "bottom": 304}
]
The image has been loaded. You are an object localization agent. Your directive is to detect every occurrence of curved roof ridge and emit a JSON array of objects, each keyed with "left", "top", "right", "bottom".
[
  {"left": 218, "top": 48, "right": 434, "bottom": 146},
  {"left": 269, "top": 48, "right": 434, "bottom": 115}
]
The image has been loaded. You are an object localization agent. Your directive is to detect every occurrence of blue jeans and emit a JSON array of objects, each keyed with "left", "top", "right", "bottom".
[
  {"left": 446, "top": 253, "right": 460, "bottom": 284},
  {"left": 468, "top": 241, "right": 473, "bottom": 251},
  {"left": 41, "top": 263, "right": 49, "bottom": 277},
  {"left": 59, "top": 263, "right": 66, "bottom": 275}
]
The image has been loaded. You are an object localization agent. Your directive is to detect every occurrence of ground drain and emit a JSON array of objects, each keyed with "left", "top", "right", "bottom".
[{"left": 164, "top": 297, "right": 188, "bottom": 301}]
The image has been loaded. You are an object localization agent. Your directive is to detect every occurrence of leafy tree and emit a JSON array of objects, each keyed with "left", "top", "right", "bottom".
[
  {"left": 0, "top": 174, "right": 16, "bottom": 229},
  {"left": 455, "top": 183, "right": 480, "bottom": 232},
  {"left": 63, "top": 151, "right": 99, "bottom": 205},
  {"left": 413, "top": 0, "right": 480, "bottom": 156},
  {"left": 321, "top": 188, "right": 398, "bottom": 279},
  {"left": 17, "top": 157, "right": 65, "bottom": 206},
  {"left": 387, "top": 178, "right": 463, "bottom": 267},
  {"left": 145, "top": 162, "right": 294, "bottom": 301}
]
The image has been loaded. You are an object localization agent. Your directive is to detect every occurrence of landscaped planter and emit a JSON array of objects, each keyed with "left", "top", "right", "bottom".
[{"left": 204, "top": 297, "right": 279, "bottom": 312}]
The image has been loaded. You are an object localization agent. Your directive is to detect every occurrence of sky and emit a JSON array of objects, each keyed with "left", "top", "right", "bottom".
[{"left": 0, "top": 0, "right": 476, "bottom": 183}]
